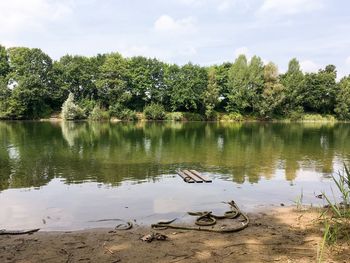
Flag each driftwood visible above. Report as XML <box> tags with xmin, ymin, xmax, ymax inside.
<box><xmin>0</xmin><ymin>228</ymin><xmax>40</xmax><ymax>235</ymax></box>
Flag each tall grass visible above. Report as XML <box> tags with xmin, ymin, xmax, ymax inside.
<box><xmin>321</xmin><ymin>164</ymin><xmax>350</xmax><ymax>243</ymax></box>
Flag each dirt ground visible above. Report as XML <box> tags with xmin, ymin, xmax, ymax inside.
<box><xmin>0</xmin><ymin>207</ymin><xmax>349</xmax><ymax>263</ymax></box>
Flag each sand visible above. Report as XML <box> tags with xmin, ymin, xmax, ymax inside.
<box><xmin>1</xmin><ymin>207</ymin><xmax>349</xmax><ymax>263</ymax></box>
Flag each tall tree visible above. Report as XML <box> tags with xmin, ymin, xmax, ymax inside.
<box><xmin>335</xmin><ymin>76</ymin><xmax>350</xmax><ymax>120</ymax></box>
<box><xmin>281</xmin><ymin>58</ymin><xmax>305</xmax><ymax>114</ymax></box>
<box><xmin>247</xmin><ymin>56</ymin><xmax>264</xmax><ymax>114</ymax></box>
<box><xmin>6</xmin><ymin>47</ymin><xmax>55</xmax><ymax>119</ymax></box>
<box><xmin>0</xmin><ymin>45</ymin><xmax>10</xmax><ymax>117</ymax></box>
<box><xmin>202</xmin><ymin>67</ymin><xmax>220</xmax><ymax>119</ymax></box>
<box><xmin>127</xmin><ymin>57</ymin><xmax>167</xmax><ymax>111</ymax></box>
<box><xmin>302</xmin><ymin>65</ymin><xmax>337</xmax><ymax>114</ymax></box>
<box><xmin>0</xmin><ymin>45</ymin><xmax>10</xmax><ymax>77</ymax></box>
<box><xmin>257</xmin><ymin>62</ymin><xmax>285</xmax><ymax>119</ymax></box>
<box><xmin>55</xmin><ymin>55</ymin><xmax>101</xmax><ymax>102</ymax></box>
<box><xmin>96</xmin><ymin>53</ymin><xmax>129</xmax><ymax>109</ymax></box>
<box><xmin>226</xmin><ymin>55</ymin><xmax>249</xmax><ymax>113</ymax></box>
<box><xmin>168</xmin><ymin>63</ymin><xmax>208</xmax><ymax>112</ymax></box>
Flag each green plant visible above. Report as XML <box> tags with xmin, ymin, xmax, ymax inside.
<box><xmin>321</xmin><ymin>164</ymin><xmax>350</xmax><ymax>247</ymax></box>
<box><xmin>220</xmin><ymin>112</ymin><xmax>243</xmax><ymax>122</ymax></box>
<box><xmin>61</xmin><ymin>93</ymin><xmax>86</xmax><ymax>120</ymax></box>
<box><xmin>302</xmin><ymin>114</ymin><xmax>336</xmax><ymax>122</ymax></box>
<box><xmin>166</xmin><ymin>112</ymin><xmax>184</xmax><ymax>121</ymax></box>
<box><xmin>118</xmin><ymin>109</ymin><xmax>137</xmax><ymax>121</ymax></box>
<box><xmin>294</xmin><ymin>188</ymin><xmax>304</xmax><ymax>210</ymax></box>
<box><xmin>89</xmin><ymin>105</ymin><xmax>109</xmax><ymax>120</ymax></box>
<box><xmin>143</xmin><ymin>103</ymin><xmax>166</xmax><ymax>120</ymax></box>
<box><xmin>182</xmin><ymin>112</ymin><xmax>204</xmax><ymax>121</ymax></box>
<box><xmin>288</xmin><ymin>107</ymin><xmax>304</xmax><ymax>121</ymax></box>
<box><xmin>317</xmin><ymin>221</ymin><xmax>330</xmax><ymax>263</ymax></box>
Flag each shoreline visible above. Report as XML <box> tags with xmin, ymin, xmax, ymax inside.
<box><xmin>1</xmin><ymin>207</ymin><xmax>348</xmax><ymax>263</ymax></box>
<box><xmin>0</xmin><ymin>118</ymin><xmax>345</xmax><ymax>123</ymax></box>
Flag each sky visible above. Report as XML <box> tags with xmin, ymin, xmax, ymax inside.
<box><xmin>0</xmin><ymin>0</ymin><xmax>350</xmax><ymax>77</ymax></box>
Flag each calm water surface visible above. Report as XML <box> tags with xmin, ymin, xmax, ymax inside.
<box><xmin>0</xmin><ymin>121</ymin><xmax>349</xmax><ymax>230</ymax></box>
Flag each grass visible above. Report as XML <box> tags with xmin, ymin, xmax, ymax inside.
<box><xmin>317</xmin><ymin>164</ymin><xmax>350</xmax><ymax>262</ymax></box>
<box><xmin>293</xmin><ymin>188</ymin><xmax>304</xmax><ymax>210</ymax></box>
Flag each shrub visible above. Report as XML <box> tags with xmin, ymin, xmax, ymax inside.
<box><xmin>182</xmin><ymin>112</ymin><xmax>205</xmax><ymax>121</ymax></box>
<box><xmin>143</xmin><ymin>103</ymin><xmax>166</xmax><ymax>120</ymax></box>
<box><xmin>205</xmin><ymin>110</ymin><xmax>219</xmax><ymax>121</ymax></box>
<box><xmin>166</xmin><ymin>112</ymin><xmax>184</xmax><ymax>121</ymax></box>
<box><xmin>289</xmin><ymin>107</ymin><xmax>304</xmax><ymax>121</ymax></box>
<box><xmin>89</xmin><ymin>105</ymin><xmax>110</xmax><ymax>120</ymax></box>
<box><xmin>79</xmin><ymin>99</ymin><xmax>96</xmax><ymax>116</ymax></box>
<box><xmin>118</xmin><ymin>109</ymin><xmax>137</xmax><ymax>121</ymax></box>
<box><xmin>109</xmin><ymin>104</ymin><xmax>137</xmax><ymax>121</ymax></box>
<box><xmin>302</xmin><ymin>114</ymin><xmax>336</xmax><ymax>122</ymax></box>
<box><xmin>61</xmin><ymin>93</ymin><xmax>85</xmax><ymax>120</ymax></box>
<box><xmin>109</xmin><ymin>103</ymin><xmax>124</xmax><ymax>117</ymax></box>
<box><xmin>220</xmin><ymin>112</ymin><xmax>243</xmax><ymax>122</ymax></box>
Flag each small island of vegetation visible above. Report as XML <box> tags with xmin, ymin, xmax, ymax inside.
<box><xmin>0</xmin><ymin>45</ymin><xmax>349</xmax><ymax>122</ymax></box>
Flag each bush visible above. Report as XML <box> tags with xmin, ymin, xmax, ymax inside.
<box><xmin>205</xmin><ymin>110</ymin><xmax>219</xmax><ymax>121</ymax></box>
<box><xmin>220</xmin><ymin>112</ymin><xmax>243</xmax><ymax>122</ymax></box>
<box><xmin>109</xmin><ymin>103</ymin><xmax>137</xmax><ymax>121</ymax></box>
<box><xmin>61</xmin><ymin>93</ymin><xmax>85</xmax><ymax>120</ymax></box>
<box><xmin>182</xmin><ymin>112</ymin><xmax>205</xmax><ymax>121</ymax></box>
<box><xmin>143</xmin><ymin>103</ymin><xmax>166</xmax><ymax>120</ymax></box>
<box><xmin>166</xmin><ymin>112</ymin><xmax>184</xmax><ymax>121</ymax></box>
<box><xmin>79</xmin><ymin>99</ymin><xmax>96</xmax><ymax>116</ymax></box>
<box><xmin>302</xmin><ymin>114</ymin><xmax>336</xmax><ymax>122</ymax></box>
<box><xmin>89</xmin><ymin>105</ymin><xmax>110</xmax><ymax>120</ymax></box>
<box><xmin>118</xmin><ymin>109</ymin><xmax>137</xmax><ymax>121</ymax></box>
<box><xmin>288</xmin><ymin>107</ymin><xmax>304</xmax><ymax>121</ymax></box>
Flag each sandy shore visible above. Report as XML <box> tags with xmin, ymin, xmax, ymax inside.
<box><xmin>0</xmin><ymin>207</ymin><xmax>348</xmax><ymax>263</ymax></box>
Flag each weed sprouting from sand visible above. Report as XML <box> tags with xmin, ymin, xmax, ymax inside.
<box><xmin>294</xmin><ymin>188</ymin><xmax>304</xmax><ymax>210</ymax></box>
<box><xmin>319</xmin><ymin>164</ymin><xmax>350</xmax><ymax>258</ymax></box>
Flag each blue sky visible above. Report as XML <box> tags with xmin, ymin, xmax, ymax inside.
<box><xmin>1</xmin><ymin>0</ymin><xmax>350</xmax><ymax>77</ymax></box>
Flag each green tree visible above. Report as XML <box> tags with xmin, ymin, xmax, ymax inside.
<box><xmin>247</xmin><ymin>56</ymin><xmax>264</xmax><ymax>114</ymax></box>
<box><xmin>6</xmin><ymin>47</ymin><xmax>55</xmax><ymax>119</ymax></box>
<box><xmin>127</xmin><ymin>57</ymin><xmax>167</xmax><ymax>111</ymax></box>
<box><xmin>302</xmin><ymin>65</ymin><xmax>337</xmax><ymax>114</ymax></box>
<box><xmin>55</xmin><ymin>55</ymin><xmax>102</xmax><ymax>102</ymax></box>
<box><xmin>202</xmin><ymin>67</ymin><xmax>220</xmax><ymax>119</ymax></box>
<box><xmin>96</xmin><ymin>53</ymin><xmax>129</xmax><ymax>109</ymax></box>
<box><xmin>335</xmin><ymin>76</ymin><xmax>350</xmax><ymax>120</ymax></box>
<box><xmin>226</xmin><ymin>55</ymin><xmax>249</xmax><ymax>113</ymax></box>
<box><xmin>281</xmin><ymin>58</ymin><xmax>305</xmax><ymax>115</ymax></box>
<box><xmin>0</xmin><ymin>45</ymin><xmax>10</xmax><ymax>77</ymax></box>
<box><xmin>168</xmin><ymin>63</ymin><xmax>207</xmax><ymax>112</ymax></box>
<box><xmin>257</xmin><ymin>62</ymin><xmax>285</xmax><ymax>119</ymax></box>
<box><xmin>0</xmin><ymin>45</ymin><xmax>10</xmax><ymax>117</ymax></box>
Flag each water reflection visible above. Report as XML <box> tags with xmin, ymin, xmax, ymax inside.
<box><xmin>0</xmin><ymin>121</ymin><xmax>350</xmax><ymax>191</ymax></box>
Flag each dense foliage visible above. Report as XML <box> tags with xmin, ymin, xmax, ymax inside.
<box><xmin>0</xmin><ymin>44</ymin><xmax>349</xmax><ymax>120</ymax></box>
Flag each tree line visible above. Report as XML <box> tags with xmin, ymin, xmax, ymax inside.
<box><xmin>0</xmin><ymin>45</ymin><xmax>349</xmax><ymax>120</ymax></box>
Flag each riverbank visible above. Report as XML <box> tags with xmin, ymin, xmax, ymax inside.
<box><xmin>0</xmin><ymin>112</ymin><xmax>342</xmax><ymax>123</ymax></box>
<box><xmin>1</xmin><ymin>207</ymin><xmax>348</xmax><ymax>263</ymax></box>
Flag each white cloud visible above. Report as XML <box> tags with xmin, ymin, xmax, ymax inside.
<box><xmin>300</xmin><ymin>60</ymin><xmax>319</xmax><ymax>73</ymax></box>
<box><xmin>258</xmin><ymin>0</ymin><xmax>323</xmax><ymax>15</ymax></box>
<box><xmin>346</xmin><ymin>56</ymin><xmax>350</xmax><ymax>65</ymax></box>
<box><xmin>178</xmin><ymin>0</ymin><xmax>251</xmax><ymax>12</ymax></box>
<box><xmin>154</xmin><ymin>15</ymin><xmax>196</xmax><ymax>34</ymax></box>
<box><xmin>178</xmin><ymin>46</ymin><xmax>197</xmax><ymax>56</ymax></box>
<box><xmin>0</xmin><ymin>0</ymin><xmax>73</xmax><ymax>35</ymax></box>
<box><xmin>217</xmin><ymin>0</ymin><xmax>232</xmax><ymax>11</ymax></box>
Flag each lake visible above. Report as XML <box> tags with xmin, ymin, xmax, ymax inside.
<box><xmin>0</xmin><ymin>121</ymin><xmax>349</xmax><ymax>230</ymax></box>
